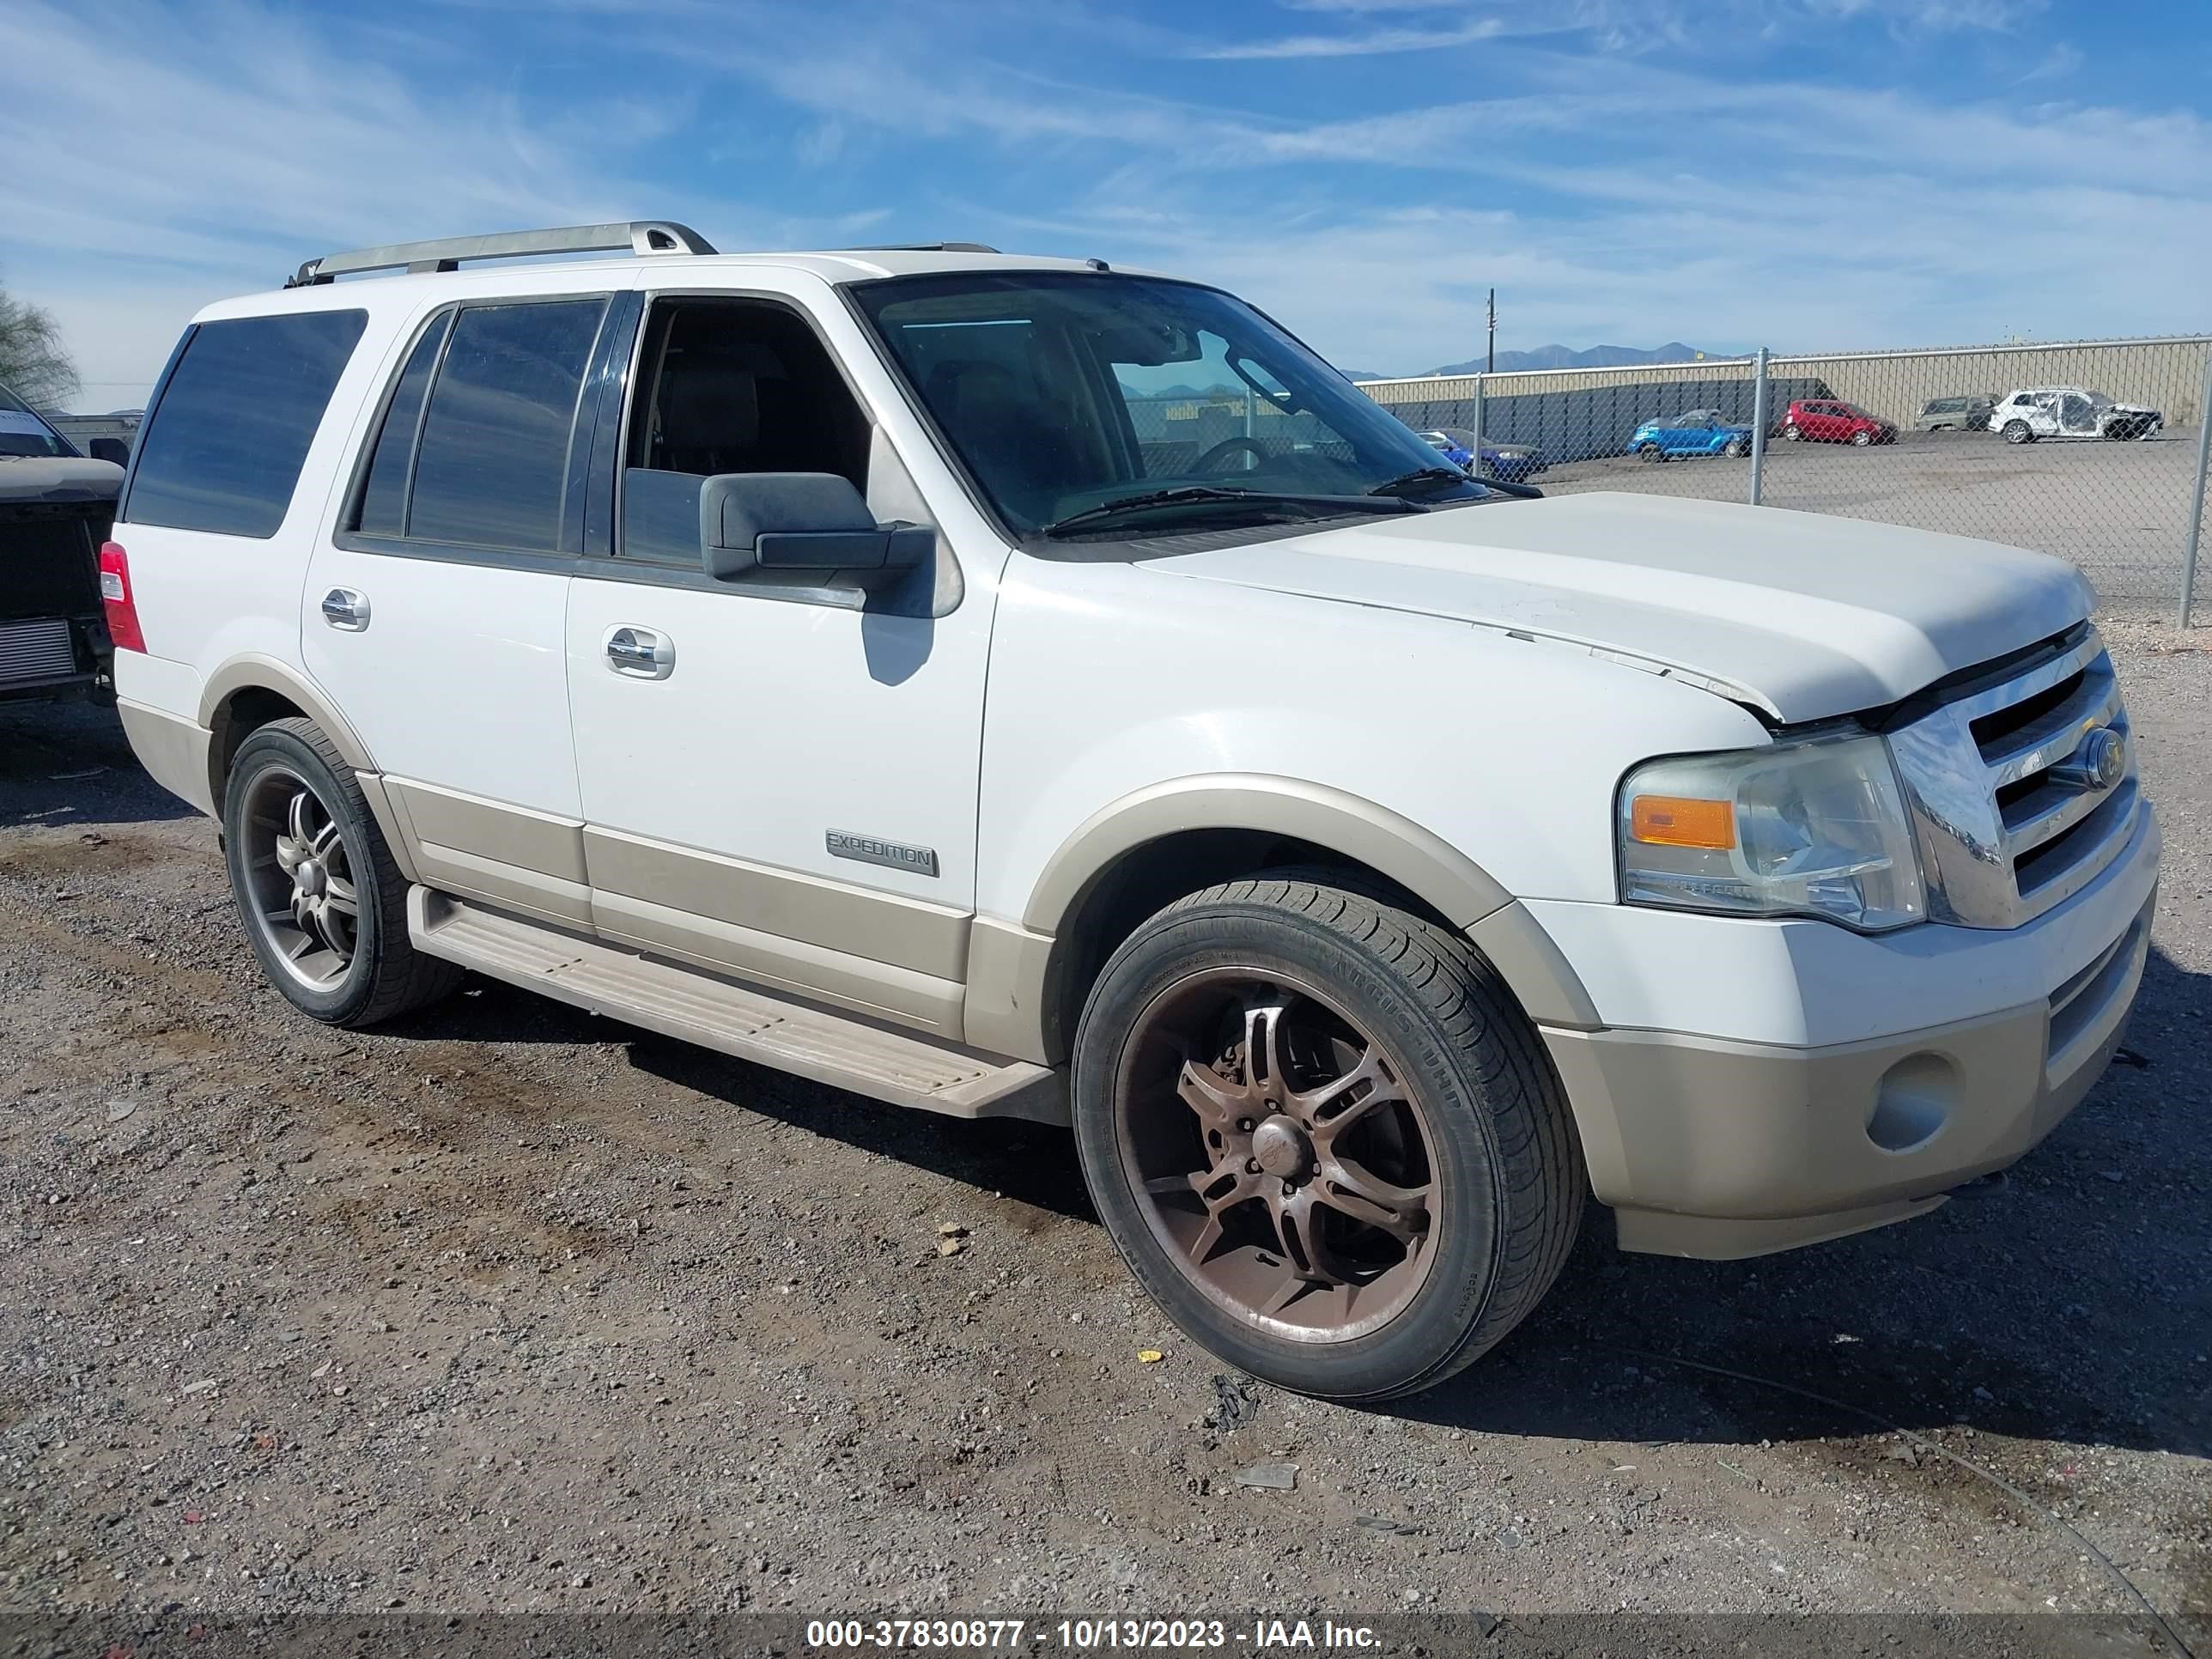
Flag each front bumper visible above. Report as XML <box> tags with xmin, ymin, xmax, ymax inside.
<box><xmin>1532</xmin><ymin>806</ymin><xmax>2159</xmax><ymax>1259</ymax></box>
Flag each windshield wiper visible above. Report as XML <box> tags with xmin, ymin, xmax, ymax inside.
<box><xmin>1370</xmin><ymin>465</ymin><xmax>1541</xmax><ymax>502</ymax></box>
<box><xmin>1038</xmin><ymin>485</ymin><xmax>1423</xmax><ymax>538</ymax></box>
<box><xmin>1366</xmin><ymin>465</ymin><xmax>1480</xmax><ymax>499</ymax></box>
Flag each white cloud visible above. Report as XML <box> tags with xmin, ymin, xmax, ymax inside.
<box><xmin>2016</xmin><ymin>40</ymin><xmax>2082</xmax><ymax>82</ymax></box>
<box><xmin>0</xmin><ymin>0</ymin><xmax>2198</xmax><ymax>399</ymax></box>
<box><xmin>1192</xmin><ymin>17</ymin><xmax>1510</xmax><ymax>58</ymax></box>
<box><xmin>0</xmin><ymin>1</ymin><xmax>838</xmax><ymax>403</ymax></box>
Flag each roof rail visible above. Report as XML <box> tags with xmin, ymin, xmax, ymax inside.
<box><xmin>286</xmin><ymin>221</ymin><xmax>717</xmax><ymax>288</ymax></box>
<box><xmin>845</xmin><ymin>241</ymin><xmax>1003</xmax><ymax>255</ymax></box>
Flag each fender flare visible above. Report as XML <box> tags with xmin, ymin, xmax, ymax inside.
<box><xmin>1023</xmin><ymin>773</ymin><xmax>1512</xmax><ymax>935</ymax></box>
<box><xmin>198</xmin><ymin>654</ymin><xmax>380</xmax><ymax>783</ymax></box>
<box><xmin>962</xmin><ymin>775</ymin><xmax>1601</xmax><ymax>1064</ymax></box>
<box><xmin>192</xmin><ymin>655</ymin><xmax>420</xmax><ymax>884</ymax></box>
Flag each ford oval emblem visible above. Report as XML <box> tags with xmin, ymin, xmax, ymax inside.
<box><xmin>2090</xmin><ymin>726</ymin><xmax>2128</xmax><ymax>789</ymax></box>
<box><xmin>2062</xmin><ymin>726</ymin><xmax>2128</xmax><ymax>793</ymax></box>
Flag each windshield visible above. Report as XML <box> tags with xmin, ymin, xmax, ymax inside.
<box><xmin>853</xmin><ymin>272</ymin><xmax>1486</xmax><ymax>538</ymax></box>
<box><xmin>0</xmin><ymin>383</ymin><xmax>71</xmax><ymax>459</ymax></box>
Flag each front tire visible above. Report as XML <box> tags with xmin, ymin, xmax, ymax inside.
<box><xmin>1850</xmin><ymin>428</ymin><xmax>1872</xmax><ymax>447</ymax></box>
<box><xmin>2002</xmin><ymin>420</ymin><xmax>2033</xmax><ymax>444</ymax></box>
<box><xmin>223</xmin><ymin>718</ymin><xmax>463</xmax><ymax>1028</ymax></box>
<box><xmin>1783</xmin><ymin>423</ymin><xmax>1802</xmax><ymax>441</ymax></box>
<box><xmin>1071</xmin><ymin>876</ymin><xmax>1584</xmax><ymax>1401</ymax></box>
<box><xmin>1638</xmin><ymin>442</ymin><xmax>1663</xmax><ymax>463</ymax></box>
<box><xmin>1722</xmin><ymin>436</ymin><xmax>1746</xmax><ymax>458</ymax></box>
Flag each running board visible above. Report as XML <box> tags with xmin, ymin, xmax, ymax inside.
<box><xmin>407</xmin><ymin>889</ymin><xmax>1067</xmax><ymax>1124</ymax></box>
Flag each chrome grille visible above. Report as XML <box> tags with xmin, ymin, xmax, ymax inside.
<box><xmin>0</xmin><ymin>618</ymin><xmax>78</xmax><ymax>683</ymax></box>
<box><xmin>1887</xmin><ymin>626</ymin><xmax>2142</xmax><ymax>928</ymax></box>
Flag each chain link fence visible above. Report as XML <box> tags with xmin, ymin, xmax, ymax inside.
<box><xmin>1360</xmin><ymin>336</ymin><xmax>2212</xmax><ymax>624</ymax></box>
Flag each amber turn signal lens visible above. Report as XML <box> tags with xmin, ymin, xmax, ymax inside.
<box><xmin>1630</xmin><ymin>794</ymin><xmax>1735</xmax><ymax>849</ymax></box>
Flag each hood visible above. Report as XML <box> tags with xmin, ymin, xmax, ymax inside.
<box><xmin>0</xmin><ymin>454</ymin><xmax>125</xmax><ymax>505</ymax></box>
<box><xmin>1150</xmin><ymin>491</ymin><xmax>2093</xmax><ymax>724</ymax></box>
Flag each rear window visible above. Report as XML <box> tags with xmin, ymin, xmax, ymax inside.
<box><xmin>0</xmin><ymin>385</ymin><xmax>71</xmax><ymax>459</ymax></box>
<box><xmin>125</xmin><ymin>309</ymin><xmax>368</xmax><ymax>538</ymax></box>
<box><xmin>404</xmin><ymin>299</ymin><xmax>608</xmax><ymax>552</ymax></box>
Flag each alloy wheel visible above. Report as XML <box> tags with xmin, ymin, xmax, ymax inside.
<box><xmin>1114</xmin><ymin>969</ymin><xmax>1440</xmax><ymax>1344</ymax></box>
<box><xmin>240</xmin><ymin>766</ymin><xmax>361</xmax><ymax>988</ymax></box>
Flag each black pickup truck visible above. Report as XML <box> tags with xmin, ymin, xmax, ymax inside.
<box><xmin>1</xmin><ymin>383</ymin><xmax>123</xmax><ymax>705</ymax></box>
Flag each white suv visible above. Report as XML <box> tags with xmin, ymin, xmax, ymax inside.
<box><xmin>1990</xmin><ymin>386</ymin><xmax>2163</xmax><ymax>443</ymax></box>
<box><xmin>105</xmin><ymin>222</ymin><xmax>2158</xmax><ymax>1400</ymax></box>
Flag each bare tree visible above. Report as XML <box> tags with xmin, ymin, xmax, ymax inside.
<box><xmin>0</xmin><ymin>283</ymin><xmax>79</xmax><ymax>411</ymax></box>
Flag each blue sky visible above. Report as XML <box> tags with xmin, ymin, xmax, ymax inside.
<box><xmin>3</xmin><ymin>0</ymin><xmax>2209</xmax><ymax>407</ymax></box>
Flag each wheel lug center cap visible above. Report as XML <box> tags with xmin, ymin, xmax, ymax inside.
<box><xmin>296</xmin><ymin>859</ymin><xmax>327</xmax><ymax>899</ymax></box>
<box><xmin>1250</xmin><ymin>1115</ymin><xmax>1312</xmax><ymax>1182</ymax></box>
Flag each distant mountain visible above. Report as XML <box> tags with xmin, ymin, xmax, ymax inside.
<box><xmin>1345</xmin><ymin>343</ymin><xmax>1740</xmax><ymax>381</ymax></box>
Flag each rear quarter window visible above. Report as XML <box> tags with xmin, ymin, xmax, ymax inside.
<box><xmin>125</xmin><ymin>309</ymin><xmax>368</xmax><ymax>538</ymax></box>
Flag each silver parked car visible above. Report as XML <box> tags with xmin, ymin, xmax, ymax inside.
<box><xmin>1913</xmin><ymin>395</ymin><xmax>1994</xmax><ymax>432</ymax></box>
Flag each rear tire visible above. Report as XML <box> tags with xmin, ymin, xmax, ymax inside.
<box><xmin>222</xmin><ymin>718</ymin><xmax>464</xmax><ymax>1028</ymax></box>
<box><xmin>1071</xmin><ymin>875</ymin><xmax>1584</xmax><ymax>1401</ymax></box>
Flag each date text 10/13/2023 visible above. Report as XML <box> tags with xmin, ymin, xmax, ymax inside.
<box><xmin>804</xmin><ymin>1619</ymin><xmax>1384</xmax><ymax>1650</ymax></box>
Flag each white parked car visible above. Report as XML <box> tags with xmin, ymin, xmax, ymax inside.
<box><xmin>105</xmin><ymin>222</ymin><xmax>2157</xmax><ymax>1400</ymax></box>
<box><xmin>1990</xmin><ymin>386</ymin><xmax>2163</xmax><ymax>444</ymax></box>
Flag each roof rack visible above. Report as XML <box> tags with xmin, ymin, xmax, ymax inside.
<box><xmin>846</xmin><ymin>241</ymin><xmax>1003</xmax><ymax>255</ymax></box>
<box><xmin>285</xmin><ymin>221</ymin><xmax>717</xmax><ymax>288</ymax></box>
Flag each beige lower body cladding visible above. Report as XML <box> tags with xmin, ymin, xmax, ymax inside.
<box><xmin>1544</xmin><ymin>899</ymin><xmax>2150</xmax><ymax>1259</ymax></box>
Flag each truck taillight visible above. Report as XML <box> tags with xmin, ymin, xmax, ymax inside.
<box><xmin>99</xmin><ymin>542</ymin><xmax>147</xmax><ymax>653</ymax></box>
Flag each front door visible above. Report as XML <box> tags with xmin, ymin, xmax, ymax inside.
<box><xmin>562</xmin><ymin>288</ymin><xmax>996</xmax><ymax>1039</ymax></box>
<box><xmin>303</xmin><ymin>286</ymin><xmax>629</xmax><ymax>928</ymax></box>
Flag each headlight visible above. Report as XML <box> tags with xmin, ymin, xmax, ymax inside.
<box><xmin>1617</xmin><ymin>734</ymin><xmax>1924</xmax><ymax>932</ymax></box>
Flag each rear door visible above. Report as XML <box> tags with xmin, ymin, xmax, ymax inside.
<box><xmin>302</xmin><ymin>282</ymin><xmax>636</xmax><ymax>929</ymax></box>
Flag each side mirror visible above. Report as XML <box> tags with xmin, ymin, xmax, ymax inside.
<box><xmin>699</xmin><ymin>472</ymin><xmax>933</xmax><ymax>581</ymax></box>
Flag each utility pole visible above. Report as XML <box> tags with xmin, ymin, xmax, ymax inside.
<box><xmin>1486</xmin><ymin>289</ymin><xmax>1496</xmax><ymax>375</ymax></box>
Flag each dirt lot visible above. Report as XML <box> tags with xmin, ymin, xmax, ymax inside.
<box><xmin>1540</xmin><ymin>429</ymin><xmax>2205</xmax><ymax>618</ymax></box>
<box><xmin>2</xmin><ymin>627</ymin><xmax>2208</xmax><ymax>1638</ymax></box>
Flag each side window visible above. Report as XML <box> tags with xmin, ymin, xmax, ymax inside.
<box><xmin>350</xmin><ymin>313</ymin><xmax>453</xmax><ymax>537</ymax></box>
<box><xmin>406</xmin><ymin>298</ymin><xmax>608</xmax><ymax>553</ymax></box>
<box><xmin>618</xmin><ymin>299</ymin><xmax>872</xmax><ymax>565</ymax></box>
<box><xmin>125</xmin><ymin>309</ymin><xmax>368</xmax><ymax>538</ymax></box>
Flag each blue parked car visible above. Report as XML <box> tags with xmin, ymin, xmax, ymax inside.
<box><xmin>1629</xmin><ymin>409</ymin><xmax>1752</xmax><ymax>461</ymax></box>
<box><xmin>1419</xmin><ymin>428</ymin><xmax>1547</xmax><ymax>483</ymax></box>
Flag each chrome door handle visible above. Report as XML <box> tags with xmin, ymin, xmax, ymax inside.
<box><xmin>320</xmin><ymin>587</ymin><xmax>370</xmax><ymax>632</ymax></box>
<box><xmin>605</xmin><ymin>625</ymin><xmax>674</xmax><ymax>680</ymax></box>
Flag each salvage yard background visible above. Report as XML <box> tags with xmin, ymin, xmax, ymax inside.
<box><xmin>1</xmin><ymin>623</ymin><xmax>2207</xmax><ymax>1635</ymax></box>
<box><xmin>1134</xmin><ymin>333</ymin><xmax>2212</xmax><ymax>622</ymax></box>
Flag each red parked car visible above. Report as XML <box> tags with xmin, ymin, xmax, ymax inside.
<box><xmin>1782</xmin><ymin>398</ymin><xmax>1895</xmax><ymax>447</ymax></box>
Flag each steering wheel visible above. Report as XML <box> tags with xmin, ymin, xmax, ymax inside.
<box><xmin>1192</xmin><ymin>436</ymin><xmax>1266</xmax><ymax>476</ymax></box>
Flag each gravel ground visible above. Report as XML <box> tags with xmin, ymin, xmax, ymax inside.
<box><xmin>1537</xmin><ymin>429</ymin><xmax>2205</xmax><ymax>619</ymax></box>
<box><xmin>1</xmin><ymin>625</ymin><xmax>2207</xmax><ymax>1638</ymax></box>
